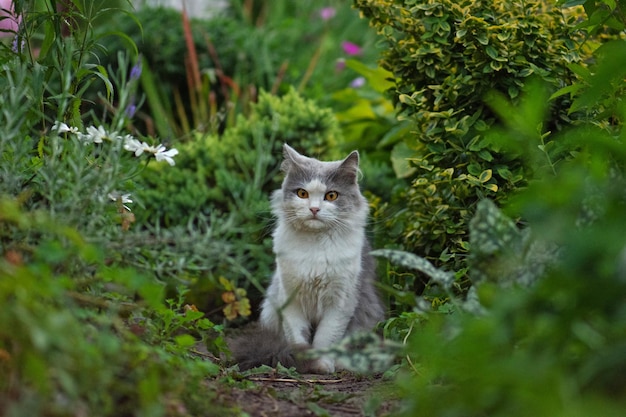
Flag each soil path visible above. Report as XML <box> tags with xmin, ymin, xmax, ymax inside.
<box><xmin>219</xmin><ymin>372</ymin><xmax>397</xmax><ymax>417</ymax></box>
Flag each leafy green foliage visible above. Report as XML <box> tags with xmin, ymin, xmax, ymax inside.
<box><xmin>310</xmin><ymin>332</ymin><xmax>401</xmax><ymax>374</ymax></box>
<box><xmin>396</xmin><ymin>141</ymin><xmax>626</xmax><ymax>416</ymax></box>
<box><xmin>0</xmin><ymin>199</ymin><xmax>224</xmax><ymax>416</ymax></box>
<box><xmin>0</xmin><ymin>2</ymin><xmax>233</xmax><ymax>415</ymax></box>
<box><xmin>378</xmin><ymin>116</ymin><xmax>626</xmax><ymax>414</ymax></box>
<box><xmin>5</xmin><ymin>0</ymin><xmax>626</xmax><ymax>414</ymax></box>
<box><xmin>133</xmin><ymin>88</ymin><xmax>341</xmax><ymax>311</ymax></box>
<box><xmin>468</xmin><ymin>198</ymin><xmax>559</xmax><ymax>288</ymax></box>
<box><xmin>355</xmin><ymin>0</ymin><xmax>582</xmax><ymax>270</ymax></box>
<box><xmin>356</xmin><ymin>3</ymin><xmax>626</xmax><ymax>415</ymax></box>
<box><xmin>96</xmin><ymin>1</ymin><xmax>381</xmax><ymax>137</ymax></box>
<box><xmin>384</xmin><ymin>20</ymin><xmax>626</xmax><ymax>416</ymax></box>
<box><xmin>332</xmin><ymin>59</ymin><xmax>413</xmax><ymax>202</ymax></box>
<box><xmin>136</xmin><ymin>88</ymin><xmax>340</xmax><ymax>226</ymax></box>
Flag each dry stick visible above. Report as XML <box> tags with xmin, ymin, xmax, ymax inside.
<box><xmin>173</xmin><ymin>88</ymin><xmax>191</xmax><ymax>134</ymax></box>
<box><xmin>183</xmin><ymin>54</ymin><xmax>198</xmax><ymax>127</ymax></box>
<box><xmin>297</xmin><ymin>40</ymin><xmax>324</xmax><ymax>92</ymax></box>
<box><xmin>190</xmin><ymin>349</ymin><xmax>220</xmax><ymax>363</ymax></box>
<box><xmin>248</xmin><ymin>377</ymin><xmax>346</xmax><ymax>385</ymax></box>
<box><xmin>204</xmin><ymin>33</ymin><xmax>231</xmax><ymax>103</ymax></box>
<box><xmin>271</xmin><ymin>60</ymin><xmax>289</xmax><ymax>95</ymax></box>
<box><xmin>403</xmin><ymin>321</ymin><xmax>420</xmax><ymax>375</ymax></box>
<box><xmin>67</xmin><ymin>291</ymin><xmax>139</xmax><ymax>316</ymax></box>
<box><xmin>182</xmin><ymin>2</ymin><xmax>210</xmax><ymax>129</ymax></box>
<box><xmin>181</xmin><ymin>4</ymin><xmax>201</xmax><ymax>90</ymax></box>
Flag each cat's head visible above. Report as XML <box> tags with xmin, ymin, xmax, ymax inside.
<box><xmin>272</xmin><ymin>144</ymin><xmax>368</xmax><ymax>232</ymax></box>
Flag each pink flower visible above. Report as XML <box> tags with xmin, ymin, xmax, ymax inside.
<box><xmin>319</xmin><ymin>7</ymin><xmax>336</xmax><ymax>21</ymax></box>
<box><xmin>342</xmin><ymin>41</ymin><xmax>362</xmax><ymax>56</ymax></box>
<box><xmin>0</xmin><ymin>0</ymin><xmax>20</xmax><ymax>34</ymax></box>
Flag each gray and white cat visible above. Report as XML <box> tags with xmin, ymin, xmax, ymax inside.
<box><xmin>231</xmin><ymin>144</ymin><xmax>384</xmax><ymax>374</ymax></box>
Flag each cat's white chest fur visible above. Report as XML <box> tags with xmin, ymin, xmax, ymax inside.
<box><xmin>274</xmin><ymin>226</ymin><xmax>363</xmax><ymax>316</ymax></box>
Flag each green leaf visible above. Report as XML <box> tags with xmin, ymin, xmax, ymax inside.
<box><xmin>559</xmin><ymin>0</ymin><xmax>587</xmax><ymax>6</ymax></box>
<box><xmin>477</xmin><ymin>149</ymin><xmax>493</xmax><ymax>161</ymax></box>
<box><xmin>174</xmin><ymin>334</ymin><xmax>196</xmax><ymax>348</ymax></box>
<box><xmin>391</xmin><ymin>141</ymin><xmax>418</xmax><ymax>178</ymax></box>
<box><xmin>567</xmin><ymin>63</ymin><xmax>591</xmax><ymax>79</ymax></box>
<box><xmin>485</xmin><ymin>45</ymin><xmax>499</xmax><ymax>60</ymax></box>
<box><xmin>307</xmin><ymin>402</ymin><xmax>332</xmax><ymax>417</ymax></box>
<box><xmin>219</xmin><ymin>276</ymin><xmax>234</xmax><ymax>291</ymax></box>
<box><xmin>98</xmin><ymin>30</ymin><xmax>140</xmax><ymax>58</ymax></box>
<box><xmin>38</xmin><ymin>20</ymin><xmax>56</xmax><ymax>60</ymax></box>
<box><xmin>479</xmin><ymin>169</ymin><xmax>493</xmax><ymax>183</ymax></box>
<box><xmin>398</xmin><ymin>93</ymin><xmax>417</xmax><ymax>106</ymax></box>
<box><xmin>140</xmin><ymin>58</ymin><xmax>175</xmax><ymax>138</ymax></box>
<box><xmin>345</xmin><ymin>59</ymin><xmax>395</xmax><ymax>93</ymax></box>
<box><xmin>371</xmin><ymin>249</ymin><xmax>455</xmax><ymax>288</ymax></box>
<box><xmin>138</xmin><ymin>282</ymin><xmax>164</xmax><ymax>309</ymax></box>
<box><xmin>549</xmin><ymin>83</ymin><xmax>584</xmax><ymax>101</ymax></box>
<box><xmin>484</xmin><ymin>183</ymin><xmax>498</xmax><ymax>192</ymax></box>
<box><xmin>92</xmin><ymin>65</ymin><xmax>113</xmax><ymax>102</ymax></box>
<box><xmin>570</xmin><ymin>40</ymin><xmax>626</xmax><ymax>114</ymax></box>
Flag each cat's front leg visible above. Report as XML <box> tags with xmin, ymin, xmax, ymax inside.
<box><xmin>281</xmin><ymin>303</ymin><xmax>311</xmax><ymax>346</ymax></box>
<box><xmin>310</xmin><ymin>308</ymin><xmax>352</xmax><ymax>373</ymax></box>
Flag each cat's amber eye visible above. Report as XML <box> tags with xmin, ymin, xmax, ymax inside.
<box><xmin>324</xmin><ymin>191</ymin><xmax>339</xmax><ymax>201</ymax></box>
<box><xmin>296</xmin><ymin>188</ymin><xmax>309</xmax><ymax>199</ymax></box>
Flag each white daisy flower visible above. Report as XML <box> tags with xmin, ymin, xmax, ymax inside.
<box><xmin>154</xmin><ymin>146</ymin><xmax>179</xmax><ymax>166</ymax></box>
<box><xmin>88</xmin><ymin>125</ymin><xmax>108</xmax><ymax>143</ymax></box>
<box><xmin>108</xmin><ymin>191</ymin><xmax>133</xmax><ymax>211</ymax></box>
<box><xmin>123</xmin><ymin>136</ymin><xmax>149</xmax><ymax>156</ymax></box>
<box><xmin>80</xmin><ymin>125</ymin><xmax>115</xmax><ymax>144</ymax></box>
<box><xmin>121</xmin><ymin>135</ymin><xmax>179</xmax><ymax>166</ymax></box>
<box><xmin>53</xmin><ymin>121</ymin><xmax>78</xmax><ymax>134</ymax></box>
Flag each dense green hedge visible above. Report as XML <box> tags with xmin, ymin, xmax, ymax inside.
<box><xmin>355</xmin><ymin>0</ymin><xmax>582</xmax><ymax>270</ymax></box>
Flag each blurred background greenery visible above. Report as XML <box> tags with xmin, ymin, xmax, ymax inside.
<box><xmin>1</xmin><ymin>0</ymin><xmax>625</xmax><ymax>415</ymax></box>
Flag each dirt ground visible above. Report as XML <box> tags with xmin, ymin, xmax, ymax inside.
<box><xmin>216</xmin><ymin>371</ymin><xmax>399</xmax><ymax>417</ymax></box>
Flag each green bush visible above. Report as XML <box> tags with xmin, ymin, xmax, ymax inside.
<box><xmin>133</xmin><ymin>88</ymin><xmax>341</xmax><ymax>311</ymax></box>
<box><xmin>97</xmin><ymin>1</ymin><xmax>381</xmax><ymax>137</ymax></box>
<box><xmin>0</xmin><ymin>3</ymin><xmax>231</xmax><ymax>414</ymax></box>
<box><xmin>375</xmin><ymin>73</ymin><xmax>626</xmax><ymax>415</ymax></box>
<box><xmin>355</xmin><ymin>0</ymin><xmax>582</xmax><ymax>270</ymax></box>
<box><xmin>135</xmin><ymin>88</ymin><xmax>340</xmax><ymax>226</ymax></box>
<box><xmin>375</xmin><ymin>0</ymin><xmax>626</xmax><ymax>410</ymax></box>
<box><xmin>0</xmin><ymin>200</ymin><xmax>224</xmax><ymax>417</ymax></box>
<box><xmin>394</xmin><ymin>84</ymin><xmax>626</xmax><ymax>416</ymax></box>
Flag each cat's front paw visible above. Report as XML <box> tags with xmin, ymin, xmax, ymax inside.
<box><xmin>310</xmin><ymin>357</ymin><xmax>335</xmax><ymax>374</ymax></box>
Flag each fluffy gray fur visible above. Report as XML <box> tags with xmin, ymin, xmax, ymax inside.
<box><xmin>230</xmin><ymin>144</ymin><xmax>384</xmax><ymax>373</ymax></box>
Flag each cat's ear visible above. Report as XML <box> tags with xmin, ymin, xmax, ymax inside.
<box><xmin>338</xmin><ymin>151</ymin><xmax>360</xmax><ymax>183</ymax></box>
<box><xmin>281</xmin><ymin>143</ymin><xmax>305</xmax><ymax>173</ymax></box>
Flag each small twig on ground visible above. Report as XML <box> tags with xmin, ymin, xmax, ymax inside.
<box><xmin>248</xmin><ymin>377</ymin><xmax>346</xmax><ymax>384</ymax></box>
<box><xmin>189</xmin><ymin>349</ymin><xmax>220</xmax><ymax>363</ymax></box>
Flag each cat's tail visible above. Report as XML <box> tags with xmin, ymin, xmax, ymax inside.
<box><xmin>228</xmin><ymin>323</ymin><xmax>315</xmax><ymax>373</ymax></box>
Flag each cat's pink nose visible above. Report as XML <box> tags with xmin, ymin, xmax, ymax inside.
<box><xmin>310</xmin><ymin>207</ymin><xmax>320</xmax><ymax>216</ymax></box>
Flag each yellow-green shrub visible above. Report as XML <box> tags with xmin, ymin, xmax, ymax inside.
<box><xmin>355</xmin><ymin>0</ymin><xmax>582</xmax><ymax>269</ymax></box>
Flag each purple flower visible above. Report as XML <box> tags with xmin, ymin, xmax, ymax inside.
<box><xmin>125</xmin><ymin>104</ymin><xmax>137</xmax><ymax>118</ymax></box>
<box><xmin>11</xmin><ymin>34</ymin><xmax>24</xmax><ymax>53</ymax></box>
<box><xmin>125</xmin><ymin>95</ymin><xmax>137</xmax><ymax>118</ymax></box>
<box><xmin>319</xmin><ymin>7</ymin><xmax>336</xmax><ymax>21</ymax></box>
<box><xmin>342</xmin><ymin>41</ymin><xmax>362</xmax><ymax>56</ymax></box>
<box><xmin>350</xmin><ymin>77</ymin><xmax>366</xmax><ymax>88</ymax></box>
<box><xmin>129</xmin><ymin>61</ymin><xmax>142</xmax><ymax>81</ymax></box>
